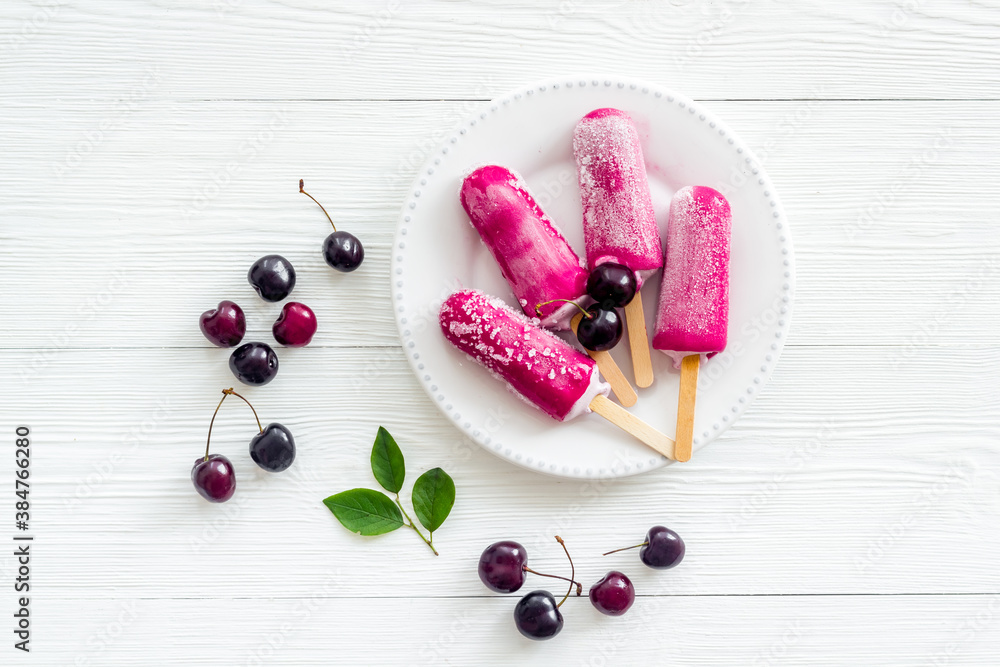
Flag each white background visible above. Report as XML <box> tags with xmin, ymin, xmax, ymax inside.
<box><xmin>2</xmin><ymin>1</ymin><xmax>999</xmax><ymax>665</ymax></box>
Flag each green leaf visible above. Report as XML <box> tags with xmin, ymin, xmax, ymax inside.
<box><xmin>322</xmin><ymin>488</ymin><xmax>404</xmax><ymax>536</ymax></box>
<box><xmin>411</xmin><ymin>468</ymin><xmax>455</xmax><ymax>533</ymax></box>
<box><xmin>370</xmin><ymin>426</ymin><xmax>405</xmax><ymax>494</ymax></box>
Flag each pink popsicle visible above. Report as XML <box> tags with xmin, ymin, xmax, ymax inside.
<box><xmin>439</xmin><ymin>290</ymin><xmax>608</xmax><ymax>422</ymax></box>
<box><xmin>653</xmin><ymin>186</ymin><xmax>732</xmax><ymax>367</ymax></box>
<box><xmin>460</xmin><ymin>165</ymin><xmax>588</xmax><ymax>330</ymax></box>
<box><xmin>573</xmin><ymin>108</ymin><xmax>663</xmax><ymax>282</ymax></box>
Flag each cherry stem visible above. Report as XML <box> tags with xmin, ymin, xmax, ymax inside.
<box><xmin>204</xmin><ymin>391</ymin><xmax>229</xmax><ymax>461</ymax></box>
<box><xmin>523</xmin><ymin>566</ymin><xmax>583</xmax><ymax>596</ymax></box>
<box><xmin>602</xmin><ymin>541</ymin><xmax>649</xmax><ymax>557</ymax></box>
<box><xmin>555</xmin><ymin>536</ymin><xmax>575</xmax><ymax>608</ymax></box>
<box><xmin>224</xmin><ymin>388</ymin><xmax>263</xmax><ymax>433</ymax></box>
<box><xmin>535</xmin><ymin>299</ymin><xmax>591</xmax><ymax>319</ymax></box>
<box><xmin>203</xmin><ymin>388</ymin><xmax>263</xmax><ymax>461</ymax></box>
<box><xmin>394</xmin><ymin>494</ymin><xmax>439</xmax><ymax>556</ymax></box>
<box><xmin>535</xmin><ymin>299</ymin><xmax>594</xmax><ymax>320</ymax></box>
<box><xmin>299</xmin><ymin>179</ymin><xmax>337</xmax><ymax>231</ymax></box>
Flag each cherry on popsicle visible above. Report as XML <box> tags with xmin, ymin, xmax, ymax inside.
<box><xmin>439</xmin><ymin>290</ymin><xmax>675</xmax><ymax>459</ymax></box>
<box><xmin>574</xmin><ymin>108</ymin><xmax>662</xmax><ymax>388</ymax></box>
<box><xmin>461</xmin><ymin>165</ymin><xmax>636</xmax><ymax>406</ymax></box>
<box><xmin>653</xmin><ymin>186</ymin><xmax>732</xmax><ymax>462</ymax></box>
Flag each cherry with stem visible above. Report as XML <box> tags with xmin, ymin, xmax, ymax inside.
<box><xmin>193</xmin><ymin>387</ymin><xmax>262</xmax><ymax>504</ymax></box>
<box><xmin>511</xmin><ymin>536</ymin><xmax>577</xmax><ymax>640</ymax></box>
<box><xmin>301</xmin><ymin>179</ymin><xmax>365</xmax><ymax>272</ymax></box>
<box><xmin>603</xmin><ymin>526</ymin><xmax>686</xmax><ymax>570</ymax></box>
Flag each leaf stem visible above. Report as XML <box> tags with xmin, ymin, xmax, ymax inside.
<box><xmin>395</xmin><ymin>494</ymin><xmax>438</xmax><ymax>556</ymax></box>
<box><xmin>602</xmin><ymin>541</ymin><xmax>648</xmax><ymax>556</ymax></box>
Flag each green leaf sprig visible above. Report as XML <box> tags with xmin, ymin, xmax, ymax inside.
<box><xmin>323</xmin><ymin>427</ymin><xmax>455</xmax><ymax>555</ymax></box>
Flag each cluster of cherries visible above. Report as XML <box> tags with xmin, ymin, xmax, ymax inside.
<box><xmin>478</xmin><ymin>525</ymin><xmax>684</xmax><ymax>640</ymax></box>
<box><xmin>200</xmin><ymin>254</ymin><xmax>314</xmax><ymax>387</ymax></box>
<box><xmin>539</xmin><ymin>263</ymin><xmax>637</xmax><ymax>352</ymax></box>
<box><xmin>191</xmin><ymin>182</ymin><xmax>365</xmax><ymax>502</ymax></box>
<box><xmin>198</xmin><ymin>181</ymin><xmax>365</xmax><ymax>386</ymax></box>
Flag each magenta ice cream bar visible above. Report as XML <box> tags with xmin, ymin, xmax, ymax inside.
<box><xmin>460</xmin><ymin>165</ymin><xmax>589</xmax><ymax>331</ymax></box>
<box><xmin>573</xmin><ymin>108</ymin><xmax>663</xmax><ymax>284</ymax></box>
<box><xmin>653</xmin><ymin>186</ymin><xmax>732</xmax><ymax>368</ymax></box>
<box><xmin>440</xmin><ymin>290</ymin><xmax>609</xmax><ymax>422</ymax></box>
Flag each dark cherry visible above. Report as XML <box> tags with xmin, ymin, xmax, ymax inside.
<box><xmin>576</xmin><ymin>304</ymin><xmax>623</xmax><ymax>352</ymax></box>
<box><xmin>248</xmin><ymin>254</ymin><xmax>296</xmax><ymax>302</ymax></box>
<box><xmin>273</xmin><ymin>302</ymin><xmax>317</xmax><ymax>347</ymax></box>
<box><xmin>589</xmin><ymin>571</ymin><xmax>635</xmax><ymax>616</ymax></box>
<box><xmin>514</xmin><ymin>591</ymin><xmax>563</xmax><ymax>640</ymax></box>
<box><xmin>509</xmin><ymin>536</ymin><xmax>577</xmax><ymax>641</ymax></box>
<box><xmin>586</xmin><ymin>263</ymin><xmax>638</xmax><ymax>309</ymax></box>
<box><xmin>640</xmin><ymin>526</ymin><xmax>686</xmax><ymax>569</ymax></box>
<box><xmin>229</xmin><ymin>342</ymin><xmax>279</xmax><ymax>386</ymax></box>
<box><xmin>478</xmin><ymin>540</ymin><xmax>528</xmax><ymax>593</ymax></box>
<box><xmin>199</xmin><ymin>300</ymin><xmax>246</xmax><ymax>347</ymax></box>
<box><xmin>301</xmin><ymin>180</ymin><xmax>365</xmax><ymax>272</ymax></box>
<box><xmin>191</xmin><ymin>454</ymin><xmax>236</xmax><ymax>503</ymax></box>
<box><xmin>323</xmin><ymin>231</ymin><xmax>364</xmax><ymax>272</ymax></box>
<box><xmin>249</xmin><ymin>423</ymin><xmax>296</xmax><ymax>472</ymax></box>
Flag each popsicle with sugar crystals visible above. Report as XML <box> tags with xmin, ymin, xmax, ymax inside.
<box><xmin>653</xmin><ymin>186</ymin><xmax>732</xmax><ymax>365</ymax></box>
<box><xmin>574</xmin><ymin>108</ymin><xmax>661</xmax><ymax>388</ymax></box>
<box><xmin>440</xmin><ymin>290</ymin><xmax>675</xmax><ymax>459</ymax></box>
<box><xmin>440</xmin><ymin>289</ymin><xmax>606</xmax><ymax>421</ymax></box>
<box><xmin>574</xmin><ymin>108</ymin><xmax>663</xmax><ymax>281</ymax></box>
<box><xmin>460</xmin><ymin>165</ymin><xmax>588</xmax><ymax>331</ymax></box>
<box><xmin>653</xmin><ymin>185</ymin><xmax>732</xmax><ymax>462</ymax></box>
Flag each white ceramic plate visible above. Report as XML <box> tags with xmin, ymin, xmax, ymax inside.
<box><xmin>391</xmin><ymin>76</ymin><xmax>795</xmax><ymax>479</ymax></box>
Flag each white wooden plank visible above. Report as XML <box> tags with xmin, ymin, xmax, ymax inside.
<box><xmin>2</xmin><ymin>1</ymin><xmax>999</xmax><ymax>101</ymax></box>
<box><xmin>2</xmin><ymin>346</ymin><xmax>997</xmax><ymax>599</ymax></box>
<box><xmin>0</xmin><ymin>101</ymin><xmax>998</xmax><ymax>350</ymax></box>
<box><xmin>8</xmin><ymin>595</ymin><xmax>1000</xmax><ymax>666</ymax></box>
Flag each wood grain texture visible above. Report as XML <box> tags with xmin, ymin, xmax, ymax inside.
<box><xmin>22</xmin><ymin>595</ymin><xmax>1000</xmax><ymax>666</ymax></box>
<box><xmin>624</xmin><ymin>293</ymin><xmax>655</xmax><ymax>388</ymax></box>
<box><xmin>675</xmin><ymin>355</ymin><xmax>700</xmax><ymax>462</ymax></box>
<box><xmin>2</xmin><ymin>1</ymin><xmax>999</xmax><ymax>664</ymax></box>
<box><xmin>2</xmin><ymin>1</ymin><xmax>999</xmax><ymax>101</ymax></box>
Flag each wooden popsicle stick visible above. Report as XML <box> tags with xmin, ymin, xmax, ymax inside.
<box><xmin>624</xmin><ymin>292</ymin><xmax>655</xmax><ymax>388</ymax></box>
<box><xmin>589</xmin><ymin>394</ymin><xmax>675</xmax><ymax>460</ymax></box>
<box><xmin>571</xmin><ymin>313</ymin><xmax>638</xmax><ymax>408</ymax></box>
<box><xmin>674</xmin><ymin>354</ymin><xmax>700</xmax><ymax>462</ymax></box>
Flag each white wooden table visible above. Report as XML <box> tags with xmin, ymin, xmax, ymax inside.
<box><xmin>2</xmin><ymin>2</ymin><xmax>999</xmax><ymax>664</ymax></box>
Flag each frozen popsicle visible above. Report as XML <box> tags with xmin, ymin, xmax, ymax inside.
<box><xmin>440</xmin><ymin>289</ymin><xmax>675</xmax><ymax>459</ymax></box>
<box><xmin>574</xmin><ymin>108</ymin><xmax>661</xmax><ymax>388</ymax></box>
<box><xmin>653</xmin><ymin>186</ymin><xmax>732</xmax><ymax>462</ymax></box>
<box><xmin>460</xmin><ymin>165</ymin><xmax>588</xmax><ymax>331</ymax></box>
<box><xmin>461</xmin><ymin>165</ymin><xmax>636</xmax><ymax>405</ymax></box>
